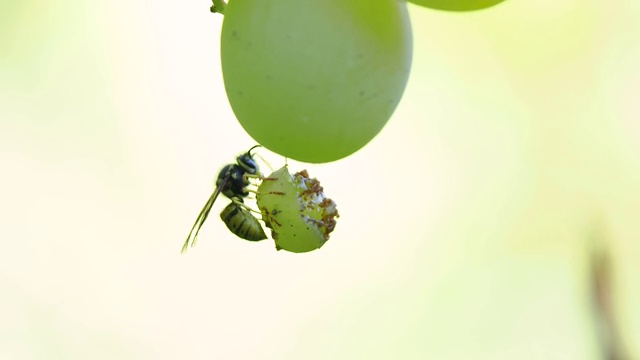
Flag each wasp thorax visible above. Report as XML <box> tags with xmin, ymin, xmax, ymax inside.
<box><xmin>256</xmin><ymin>166</ymin><xmax>339</xmax><ymax>253</ymax></box>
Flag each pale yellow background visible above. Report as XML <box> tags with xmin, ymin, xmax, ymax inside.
<box><xmin>1</xmin><ymin>0</ymin><xmax>639</xmax><ymax>359</ymax></box>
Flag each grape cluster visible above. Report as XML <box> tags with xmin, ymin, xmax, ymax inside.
<box><xmin>217</xmin><ymin>0</ymin><xmax>505</xmax><ymax>163</ymax></box>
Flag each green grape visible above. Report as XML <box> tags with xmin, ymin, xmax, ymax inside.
<box><xmin>220</xmin><ymin>0</ymin><xmax>412</xmax><ymax>163</ymax></box>
<box><xmin>408</xmin><ymin>0</ymin><xmax>506</xmax><ymax>11</ymax></box>
<box><xmin>256</xmin><ymin>166</ymin><xmax>338</xmax><ymax>253</ymax></box>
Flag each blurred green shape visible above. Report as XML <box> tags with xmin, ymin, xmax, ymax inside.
<box><xmin>408</xmin><ymin>0</ymin><xmax>506</xmax><ymax>11</ymax></box>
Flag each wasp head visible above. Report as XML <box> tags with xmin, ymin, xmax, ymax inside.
<box><xmin>237</xmin><ymin>145</ymin><xmax>261</xmax><ymax>175</ymax></box>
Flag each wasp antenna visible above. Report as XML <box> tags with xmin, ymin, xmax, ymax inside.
<box><xmin>254</xmin><ymin>153</ymin><xmax>273</xmax><ymax>173</ymax></box>
<box><xmin>247</xmin><ymin>145</ymin><xmax>262</xmax><ymax>156</ymax></box>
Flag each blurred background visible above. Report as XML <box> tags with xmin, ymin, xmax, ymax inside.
<box><xmin>1</xmin><ymin>0</ymin><xmax>639</xmax><ymax>358</ymax></box>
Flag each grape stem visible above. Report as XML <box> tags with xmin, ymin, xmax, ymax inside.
<box><xmin>210</xmin><ymin>0</ymin><xmax>226</xmax><ymax>14</ymax></box>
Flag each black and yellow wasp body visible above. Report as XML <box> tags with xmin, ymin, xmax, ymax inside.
<box><xmin>181</xmin><ymin>145</ymin><xmax>267</xmax><ymax>253</ymax></box>
<box><xmin>219</xmin><ymin>201</ymin><xmax>267</xmax><ymax>241</ymax></box>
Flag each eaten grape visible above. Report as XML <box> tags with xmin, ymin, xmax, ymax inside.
<box><xmin>256</xmin><ymin>166</ymin><xmax>338</xmax><ymax>253</ymax></box>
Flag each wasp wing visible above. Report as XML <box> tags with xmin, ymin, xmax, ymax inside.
<box><xmin>181</xmin><ymin>175</ymin><xmax>230</xmax><ymax>253</ymax></box>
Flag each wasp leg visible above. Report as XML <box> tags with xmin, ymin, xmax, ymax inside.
<box><xmin>246</xmin><ymin>188</ymin><xmax>285</xmax><ymax>197</ymax></box>
<box><xmin>230</xmin><ymin>197</ymin><xmax>262</xmax><ymax>215</ymax></box>
<box><xmin>242</xmin><ymin>173</ymin><xmax>278</xmax><ymax>183</ymax></box>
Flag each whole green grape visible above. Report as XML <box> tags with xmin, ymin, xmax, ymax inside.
<box><xmin>408</xmin><ymin>0</ymin><xmax>506</xmax><ymax>11</ymax></box>
<box><xmin>220</xmin><ymin>0</ymin><xmax>412</xmax><ymax>163</ymax></box>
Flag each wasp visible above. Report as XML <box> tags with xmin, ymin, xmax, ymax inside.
<box><xmin>181</xmin><ymin>145</ymin><xmax>268</xmax><ymax>253</ymax></box>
